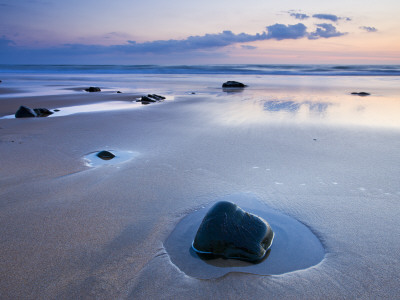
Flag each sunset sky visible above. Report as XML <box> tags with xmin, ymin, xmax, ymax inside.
<box><xmin>0</xmin><ymin>0</ymin><xmax>399</xmax><ymax>64</ymax></box>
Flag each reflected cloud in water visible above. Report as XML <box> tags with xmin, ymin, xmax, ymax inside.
<box><xmin>264</xmin><ymin>100</ymin><xmax>332</xmax><ymax>114</ymax></box>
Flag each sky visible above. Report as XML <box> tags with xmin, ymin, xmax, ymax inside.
<box><xmin>0</xmin><ymin>0</ymin><xmax>399</xmax><ymax>64</ymax></box>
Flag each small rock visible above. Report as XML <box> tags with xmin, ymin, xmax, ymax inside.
<box><xmin>351</xmin><ymin>92</ymin><xmax>370</xmax><ymax>96</ymax></box>
<box><xmin>222</xmin><ymin>81</ymin><xmax>247</xmax><ymax>88</ymax></box>
<box><xmin>96</xmin><ymin>150</ymin><xmax>115</xmax><ymax>160</ymax></box>
<box><xmin>140</xmin><ymin>96</ymin><xmax>157</xmax><ymax>103</ymax></box>
<box><xmin>85</xmin><ymin>87</ymin><xmax>101</xmax><ymax>92</ymax></box>
<box><xmin>54</xmin><ymin>109</ymin><xmax>60</xmax><ymax>112</ymax></box>
<box><xmin>33</xmin><ymin>108</ymin><xmax>53</xmax><ymax>117</ymax></box>
<box><xmin>148</xmin><ymin>94</ymin><xmax>166</xmax><ymax>100</ymax></box>
<box><xmin>15</xmin><ymin>106</ymin><xmax>37</xmax><ymax>118</ymax></box>
<box><xmin>192</xmin><ymin>201</ymin><xmax>274</xmax><ymax>262</ymax></box>
<box><xmin>117</xmin><ymin>91</ymin><xmax>122</xmax><ymax>93</ymax></box>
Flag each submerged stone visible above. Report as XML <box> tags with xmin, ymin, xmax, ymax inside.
<box><xmin>96</xmin><ymin>150</ymin><xmax>115</xmax><ymax>160</ymax></box>
<box><xmin>222</xmin><ymin>81</ymin><xmax>247</xmax><ymax>88</ymax></box>
<box><xmin>192</xmin><ymin>201</ymin><xmax>274</xmax><ymax>262</ymax></box>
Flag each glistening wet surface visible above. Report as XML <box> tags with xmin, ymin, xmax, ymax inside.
<box><xmin>164</xmin><ymin>194</ymin><xmax>325</xmax><ymax>279</ymax></box>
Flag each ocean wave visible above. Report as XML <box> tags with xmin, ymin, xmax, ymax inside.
<box><xmin>0</xmin><ymin>64</ymin><xmax>400</xmax><ymax>76</ymax></box>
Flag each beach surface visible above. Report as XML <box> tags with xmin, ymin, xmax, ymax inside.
<box><xmin>1</xmin><ymin>72</ymin><xmax>400</xmax><ymax>299</ymax></box>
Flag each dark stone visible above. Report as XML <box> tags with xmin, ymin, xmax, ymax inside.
<box><xmin>148</xmin><ymin>94</ymin><xmax>166</xmax><ymax>100</ymax></box>
<box><xmin>15</xmin><ymin>106</ymin><xmax>37</xmax><ymax>118</ymax></box>
<box><xmin>117</xmin><ymin>91</ymin><xmax>122</xmax><ymax>93</ymax></box>
<box><xmin>54</xmin><ymin>109</ymin><xmax>60</xmax><ymax>112</ymax></box>
<box><xmin>222</xmin><ymin>81</ymin><xmax>247</xmax><ymax>88</ymax></box>
<box><xmin>351</xmin><ymin>92</ymin><xmax>370</xmax><ymax>96</ymax></box>
<box><xmin>33</xmin><ymin>108</ymin><xmax>53</xmax><ymax>117</ymax></box>
<box><xmin>140</xmin><ymin>96</ymin><xmax>157</xmax><ymax>103</ymax></box>
<box><xmin>192</xmin><ymin>201</ymin><xmax>274</xmax><ymax>262</ymax></box>
<box><xmin>85</xmin><ymin>87</ymin><xmax>101</xmax><ymax>92</ymax></box>
<box><xmin>96</xmin><ymin>150</ymin><xmax>115</xmax><ymax>160</ymax></box>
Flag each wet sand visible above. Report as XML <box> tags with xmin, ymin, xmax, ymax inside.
<box><xmin>1</xmin><ymin>79</ymin><xmax>400</xmax><ymax>299</ymax></box>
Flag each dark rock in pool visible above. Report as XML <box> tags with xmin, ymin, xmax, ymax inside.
<box><xmin>351</xmin><ymin>92</ymin><xmax>370</xmax><ymax>96</ymax></box>
<box><xmin>192</xmin><ymin>201</ymin><xmax>274</xmax><ymax>262</ymax></box>
<box><xmin>222</xmin><ymin>81</ymin><xmax>248</xmax><ymax>88</ymax></box>
<box><xmin>85</xmin><ymin>87</ymin><xmax>101</xmax><ymax>92</ymax></box>
<box><xmin>96</xmin><ymin>150</ymin><xmax>115</xmax><ymax>160</ymax></box>
<box><xmin>33</xmin><ymin>108</ymin><xmax>53</xmax><ymax>117</ymax></box>
<box><xmin>117</xmin><ymin>91</ymin><xmax>122</xmax><ymax>93</ymax></box>
<box><xmin>15</xmin><ymin>106</ymin><xmax>37</xmax><ymax>118</ymax></box>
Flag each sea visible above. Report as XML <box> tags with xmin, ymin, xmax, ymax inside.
<box><xmin>1</xmin><ymin>64</ymin><xmax>400</xmax><ymax>76</ymax></box>
<box><xmin>1</xmin><ymin>64</ymin><xmax>400</xmax><ymax>127</ymax></box>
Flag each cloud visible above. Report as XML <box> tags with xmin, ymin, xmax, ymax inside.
<box><xmin>309</xmin><ymin>23</ymin><xmax>347</xmax><ymax>39</ymax></box>
<box><xmin>360</xmin><ymin>26</ymin><xmax>377</xmax><ymax>32</ymax></box>
<box><xmin>290</xmin><ymin>13</ymin><xmax>310</xmax><ymax>20</ymax></box>
<box><xmin>113</xmin><ymin>30</ymin><xmax>269</xmax><ymax>54</ymax></box>
<box><xmin>0</xmin><ymin>23</ymin><xmax>349</xmax><ymax>63</ymax></box>
<box><xmin>266</xmin><ymin>23</ymin><xmax>308</xmax><ymax>40</ymax></box>
<box><xmin>0</xmin><ymin>36</ymin><xmax>15</xmax><ymax>48</ymax></box>
<box><xmin>241</xmin><ymin>45</ymin><xmax>257</xmax><ymax>50</ymax></box>
<box><xmin>312</xmin><ymin>14</ymin><xmax>339</xmax><ymax>22</ymax></box>
<box><xmin>312</xmin><ymin>13</ymin><xmax>351</xmax><ymax>22</ymax></box>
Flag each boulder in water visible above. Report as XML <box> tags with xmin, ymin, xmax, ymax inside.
<box><xmin>192</xmin><ymin>201</ymin><xmax>274</xmax><ymax>262</ymax></box>
<box><xmin>351</xmin><ymin>92</ymin><xmax>370</xmax><ymax>96</ymax></box>
<box><xmin>96</xmin><ymin>150</ymin><xmax>115</xmax><ymax>160</ymax></box>
<box><xmin>222</xmin><ymin>81</ymin><xmax>247</xmax><ymax>88</ymax></box>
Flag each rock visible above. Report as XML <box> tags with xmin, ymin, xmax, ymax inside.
<box><xmin>192</xmin><ymin>201</ymin><xmax>274</xmax><ymax>262</ymax></box>
<box><xmin>33</xmin><ymin>108</ymin><xmax>53</xmax><ymax>117</ymax></box>
<box><xmin>15</xmin><ymin>106</ymin><xmax>37</xmax><ymax>118</ymax></box>
<box><xmin>117</xmin><ymin>91</ymin><xmax>122</xmax><ymax>93</ymax></box>
<box><xmin>85</xmin><ymin>87</ymin><xmax>101</xmax><ymax>92</ymax></box>
<box><xmin>15</xmin><ymin>106</ymin><xmax>54</xmax><ymax>118</ymax></box>
<box><xmin>140</xmin><ymin>96</ymin><xmax>157</xmax><ymax>103</ymax></box>
<box><xmin>138</xmin><ymin>94</ymin><xmax>166</xmax><ymax>104</ymax></box>
<box><xmin>222</xmin><ymin>81</ymin><xmax>247</xmax><ymax>88</ymax></box>
<box><xmin>148</xmin><ymin>94</ymin><xmax>166</xmax><ymax>100</ymax></box>
<box><xmin>351</xmin><ymin>92</ymin><xmax>370</xmax><ymax>96</ymax></box>
<box><xmin>96</xmin><ymin>150</ymin><xmax>115</xmax><ymax>160</ymax></box>
<box><xmin>54</xmin><ymin>109</ymin><xmax>60</xmax><ymax>112</ymax></box>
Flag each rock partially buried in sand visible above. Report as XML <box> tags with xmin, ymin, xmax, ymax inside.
<box><xmin>15</xmin><ymin>106</ymin><xmax>37</xmax><ymax>118</ymax></box>
<box><xmin>33</xmin><ymin>108</ymin><xmax>53</xmax><ymax>117</ymax></box>
<box><xmin>192</xmin><ymin>201</ymin><xmax>274</xmax><ymax>262</ymax></box>
<box><xmin>137</xmin><ymin>94</ymin><xmax>166</xmax><ymax>105</ymax></box>
<box><xmin>96</xmin><ymin>150</ymin><xmax>116</xmax><ymax>160</ymax></box>
<box><xmin>85</xmin><ymin>87</ymin><xmax>101</xmax><ymax>92</ymax></box>
<box><xmin>351</xmin><ymin>92</ymin><xmax>370</xmax><ymax>96</ymax></box>
<box><xmin>15</xmin><ymin>106</ymin><xmax>54</xmax><ymax>118</ymax></box>
<box><xmin>222</xmin><ymin>81</ymin><xmax>247</xmax><ymax>88</ymax></box>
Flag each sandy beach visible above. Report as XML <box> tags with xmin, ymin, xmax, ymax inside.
<box><xmin>1</xmin><ymin>72</ymin><xmax>400</xmax><ymax>299</ymax></box>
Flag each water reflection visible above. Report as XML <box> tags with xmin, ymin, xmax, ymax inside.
<box><xmin>264</xmin><ymin>100</ymin><xmax>332</xmax><ymax>114</ymax></box>
<box><xmin>217</xmin><ymin>89</ymin><xmax>400</xmax><ymax>128</ymax></box>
